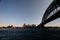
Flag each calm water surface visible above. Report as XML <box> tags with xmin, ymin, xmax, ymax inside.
<box><xmin>0</xmin><ymin>28</ymin><xmax>43</xmax><ymax>40</ymax></box>
<box><xmin>0</xmin><ymin>28</ymin><xmax>60</xmax><ymax>40</ymax></box>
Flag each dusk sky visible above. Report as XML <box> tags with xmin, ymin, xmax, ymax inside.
<box><xmin>0</xmin><ymin>0</ymin><xmax>60</xmax><ymax>27</ymax></box>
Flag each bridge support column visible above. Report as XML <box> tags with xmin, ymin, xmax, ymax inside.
<box><xmin>37</xmin><ymin>23</ymin><xmax>44</xmax><ymax>28</ymax></box>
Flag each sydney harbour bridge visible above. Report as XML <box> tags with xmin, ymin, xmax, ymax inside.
<box><xmin>37</xmin><ymin>0</ymin><xmax>60</xmax><ymax>28</ymax></box>
<box><xmin>0</xmin><ymin>0</ymin><xmax>60</xmax><ymax>40</ymax></box>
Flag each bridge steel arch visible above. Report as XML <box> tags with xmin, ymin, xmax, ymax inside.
<box><xmin>37</xmin><ymin>0</ymin><xmax>60</xmax><ymax>28</ymax></box>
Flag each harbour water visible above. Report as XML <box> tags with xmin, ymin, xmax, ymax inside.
<box><xmin>0</xmin><ymin>28</ymin><xmax>43</xmax><ymax>40</ymax></box>
<box><xmin>0</xmin><ymin>28</ymin><xmax>60</xmax><ymax>40</ymax></box>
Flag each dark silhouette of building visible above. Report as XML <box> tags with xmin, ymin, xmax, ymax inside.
<box><xmin>32</xmin><ymin>24</ymin><xmax>36</xmax><ymax>28</ymax></box>
<box><xmin>7</xmin><ymin>25</ymin><xmax>14</xmax><ymax>28</ymax></box>
<box><xmin>22</xmin><ymin>23</ymin><xmax>27</xmax><ymax>28</ymax></box>
<box><xmin>22</xmin><ymin>24</ymin><xmax>37</xmax><ymax>28</ymax></box>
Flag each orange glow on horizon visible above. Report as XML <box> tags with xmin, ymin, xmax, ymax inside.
<box><xmin>45</xmin><ymin>24</ymin><xmax>60</xmax><ymax>27</ymax></box>
<box><xmin>0</xmin><ymin>24</ymin><xmax>23</xmax><ymax>27</ymax></box>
